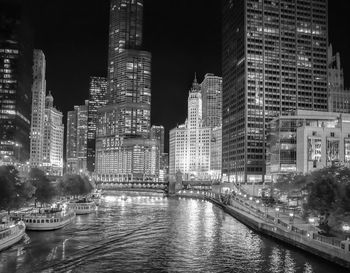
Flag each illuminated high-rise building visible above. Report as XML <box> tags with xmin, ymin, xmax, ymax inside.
<box><xmin>30</xmin><ymin>50</ymin><xmax>46</xmax><ymax>168</ymax></box>
<box><xmin>200</xmin><ymin>73</ymin><xmax>222</xmax><ymax>128</ymax></box>
<box><xmin>66</xmin><ymin>101</ymin><xmax>88</xmax><ymax>174</ymax></box>
<box><xmin>77</xmin><ymin>101</ymin><xmax>89</xmax><ymax>173</ymax></box>
<box><xmin>87</xmin><ymin>77</ymin><xmax>107</xmax><ymax>172</ymax></box>
<box><xmin>66</xmin><ymin>109</ymin><xmax>78</xmax><ymax>173</ymax></box>
<box><xmin>95</xmin><ymin>0</ymin><xmax>158</xmax><ymax>182</ymax></box>
<box><xmin>0</xmin><ymin>1</ymin><xmax>33</xmax><ymax>164</ymax></box>
<box><xmin>150</xmin><ymin>125</ymin><xmax>165</xmax><ymax>154</ymax></box>
<box><xmin>222</xmin><ymin>0</ymin><xmax>328</xmax><ymax>183</ymax></box>
<box><xmin>42</xmin><ymin>92</ymin><xmax>64</xmax><ymax>176</ymax></box>
<box><xmin>327</xmin><ymin>45</ymin><xmax>350</xmax><ymax>113</ymax></box>
<box><xmin>169</xmin><ymin>77</ymin><xmax>212</xmax><ymax>180</ymax></box>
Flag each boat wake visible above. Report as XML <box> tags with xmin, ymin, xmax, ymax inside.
<box><xmin>33</xmin><ymin>219</ymin><xmax>161</xmax><ymax>273</ymax></box>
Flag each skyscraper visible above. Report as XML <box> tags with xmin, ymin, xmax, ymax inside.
<box><xmin>169</xmin><ymin>77</ymin><xmax>212</xmax><ymax>180</ymax></box>
<box><xmin>30</xmin><ymin>50</ymin><xmax>46</xmax><ymax>168</ymax></box>
<box><xmin>105</xmin><ymin>0</ymin><xmax>151</xmax><ymax>136</ymax></box>
<box><xmin>77</xmin><ymin>101</ymin><xmax>89</xmax><ymax>173</ymax></box>
<box><xmin>66</xmin><ymin>109</ymin><xmax>78</xmax><ymax>173</ymax></box>
<box><xmin>150</xmin><ymin>125</ymin><xmax>165</xmax><ymax>154</ymax></box>
<box><xmin>66</xmin><ymin>101</ymin><xmax>89</xmax><ymax>174</ymax></box>
<box><xmin>0</xmin><ymin>1</ymin><xmax>33</xmax><ymax>164</ymax></box>
<box><xmin>327</xmin><ymin>45</ymin><xmax>350</xmax><ymax>113</ymax></box>
<box><xmin>222</xmin><ymin>0</ymin><xmax>328</xmax><ymax>183</ymax></box>
<box><xmin>42</xmin><ymin>92</ymin><xmax>64</xmax><ymax>176</ymax></box>
<box><xmin>95</xmin><ymin>0</ymin><xmax>158</xmax><ymax>182</ymax></box>
<box><xmin>200</xmin><ymin>73</ymin><xmax>222</xmax><ymax>128</ymax></box>
<box><xmin>87</xmin><ymin>77</ymin><xmax>107</xmax><ymax>172</ymax></box>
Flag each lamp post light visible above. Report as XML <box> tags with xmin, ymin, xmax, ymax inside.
<box><xmin>309</xmin><ymin>217</ymin><xmax>316</xmax><ymax>231</ymax></box>
<box><xmin>289</xmin><ymin>212</ymin><xmax>294</xmax><ymax>225</ymax></box>
<box><xmin>342</xmin><ymin>224</ymin><xmax>350</xmax><ymax>232</ymax></box>
<box><xmin>275</xmin><ymin>207</ymin><xmax>280</xmax><ymax>218</ymax></box>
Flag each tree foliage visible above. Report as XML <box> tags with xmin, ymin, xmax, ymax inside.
<box><xmin>276</xmin><ymin>166</ymin><xmax>350</xmax><ymax>233</ymax></box>
<box><xmin>0</xmin><ymin>165</ymin><xmax>35</xmax><ymax>213</ymax></box>
<box><xmin>274</xmin><ymin>172</ymin><xmax>310</xmax><ymax>192</ymax></box>
<box><xmin>29</xmin><ymin>168</ymin><xmax>56</xmax><ymax>206</ymax></box>
<box><xmin>57</xmin><ymin>174</ymin><xmax>93</xmax><ymax>197</ymax></box>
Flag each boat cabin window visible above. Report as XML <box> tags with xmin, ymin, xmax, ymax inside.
<box><xmin>33</xmin><ymin>220</ymin><xmax>36</xmax><ymax>223</ymax></box>
<box><xmin>41</xmin><ymin>220</ymin><xmax>44</xmax><ymax>223</ymax></box>
<box><xmin>46</xmin><ymin>219</ymin><xmax>49</xmax><ymax>223</ymax></box>
<box><xmin>50</xmin><ymin>219</ymin><xmax>53</xmax><ymax>223</ymax></box>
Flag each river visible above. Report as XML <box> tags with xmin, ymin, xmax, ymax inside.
<box><xmin>0</xmin><ymin>194</ymin><xmax>347</xmax><ymax>273</ymax></box>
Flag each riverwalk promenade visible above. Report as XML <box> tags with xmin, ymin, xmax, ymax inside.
<box><xmin>175</xmin><ymin>190</ymin><xmax>350</xmax><ymax>269</ymax></box>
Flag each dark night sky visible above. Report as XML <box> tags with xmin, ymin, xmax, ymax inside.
<box><xmin>28</xmin><ymin>0</ymin><xmax>350</xmax><ymax>152</ymax></box>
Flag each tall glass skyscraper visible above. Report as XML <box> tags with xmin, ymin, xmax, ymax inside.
<box><xmin>66</xmin><ymin>101</ymin><xmax>89</xmax><ymax>174</ymax></box>
<box><xmin>87</xmin><ymin>77</ymin><xmax>107</xmax><ymax>172</ymax></box>
<box><xmin>0</xmin><ymin>1</ymin><xmax>33</xmax><ymax>164</ymax></box>
<box><xmin>222</xmin><ymin>0</ymin><xmax>328</xmax><ymax>183</ymax></box>
<box><xmin>95</xmin><ymin>0</ymin><xmax>158</xmax><ymax>182</ymax></box>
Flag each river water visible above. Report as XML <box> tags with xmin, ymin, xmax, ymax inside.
<box><xmin>0</xmin><ymin>194</ymin><xmax>347</xmax><ymax>273</ymax></box>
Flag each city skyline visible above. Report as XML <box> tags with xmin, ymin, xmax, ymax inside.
<box><xmin>24</xmin><ymin>0</ymin><xmax>350</xmax><ymax>153</ymax></box>
<box><xmin>2</xmin><ymin>1</ymin><xmax>350</xmax><ymax>272</ymax></box>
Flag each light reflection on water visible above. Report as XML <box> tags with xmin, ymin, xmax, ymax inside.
<box><xmin>0</xmin><ymin>195</ymin><xmax>348</xmax><ymax>273</ymax></box>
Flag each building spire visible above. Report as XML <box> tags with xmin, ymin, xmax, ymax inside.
<box><xmin>191</xmin><ymin>72</ymin><xmax>200</xmax><ymax>92</ymax></box>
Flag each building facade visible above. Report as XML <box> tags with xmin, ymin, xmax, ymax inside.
<box><xmin>66</xmin><ymin>101</ymin><xmax>88</xmax><ymax>174</ymax></box>
<box><xmin>222</xmin><ymin>0</ymin><xmax>328</xmax><ymax>183</ymax></box>
<box><xmin>200</xmin><ymin>73</ymin><xmax>222</xmax><ymax>128</ymax></box>
<box><xmin>42</xmin><ymin>92</ymin><xmax>64</xmax><ymax>176</ymax></box>
<box><xmin>159</xmin><ymin>152</ymin><xmax>169</xmax><ymax>182</ymax></box>
<box><xmin>76</xmin><ymin>101</ymin><xmax>89</xmax><ymax>173</ymax></box>
<box><xmin>267</xmin><ymin>110</ymin><xmax>350</xmax><ymax>181</ymax></box>
<box><xmin>87</xmin><ymin>76</ymin><xmax>107</xmax><ymax>172</ymax></box>
<box><xmin>66</xmin><ymin>109</ymin><xmax>78</xmax><ymax>173</ymax></box>
<box><xmin>30</xmin><ymin>49</ymin><xmax>46</xmax><ymax>168</ymax></box>
<box><xmin>169</xmin><ymin>77</ymin><xmax>213</xmax><ymax>180</ymax></box>
<box><xmin>327</xmin><ymin>45</ymin><xmax>350</xmax><ymax>113</ymax></box>
<box><xmin>95</xmin><ymin>0</ymin><xmax>159</xmax><ymax>182</ymax></box>
<box><xmin>150</xmin><ymin>125</ymin><xmax>165</xmax><ymax>154</ymax></box>
<box><xmin>210</xmin><ymin>125</ymin><xmax>222</xmax><ymax>180</ymax></box>
<box><xmin>0</xmin><ymin>1</ymin><xmax>33</xmax><ymax>165</ymax></box>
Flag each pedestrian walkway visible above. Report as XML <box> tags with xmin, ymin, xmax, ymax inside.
<box><xmin>226</xmin><ymin>193</ymin><xmax>319</xmax><ymax>234</ymax></box>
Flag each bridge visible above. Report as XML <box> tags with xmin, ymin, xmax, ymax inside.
<box><xmin>96</xmin><ymin>181</ymin><xmax>168</xmax><ymax>193</ymax></box>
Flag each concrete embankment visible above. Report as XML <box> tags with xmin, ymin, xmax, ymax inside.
<box><xmin>208</xmin><ymin>197</ymin><xmax>350</xmax><ymax>269</ymax></box>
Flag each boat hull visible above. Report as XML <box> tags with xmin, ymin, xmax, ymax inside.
<box><xmin>25</xmin><ymin>215</ymin><xmax>75</xmax><ymax>231</ymax></box>
<box><xmin>69</xmin><ymin>202</ymin><xmax>96</xmax><ymax>215</ymax></box>
<box><xmin>0</xmin><ymin>223</ymin><xmax>26</xmax><ymax>251</ymax></box>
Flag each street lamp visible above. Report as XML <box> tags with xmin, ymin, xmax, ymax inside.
<box><xmin>275</xmin><ymin>207</ymin><xmax>280</xmax><ymax>218</ymax></box>
<box><xmin>342</xmin><ymin>224</ymin><xmax>350</xmax><ymax>232</ymax></box>
<box><xmin>289</xmin><ymin>212</ymin><xmax>294</xmax><ymax>225</ymax></box>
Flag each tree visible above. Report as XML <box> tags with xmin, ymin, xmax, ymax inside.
<box><xmin>29</xmin><ymin>168</ymin><xmax>56</xmax><ymax>206</ymax></box>
<box><xmin>57</xmin><ymin>174</ymin><xmax>93</xmax><ymax>197</ymax></box>
<box><xmin>274</xmin><ymin>166</ymin><xmax>350</xmax><ymax>234</ymax></box>
<box><xmin>0</xmin><ymin>165</ymin><xmax>35</xmax><ymax>213</ymax></box>
<box><xmin>274</xmin><ymin>172</ymin><xmax>310</xmax><ymax>193</ymax></box>
<box><xmin>303</xmin><ymin>166</ymin><xmax>350</xmax><ymax>234</ymax></box>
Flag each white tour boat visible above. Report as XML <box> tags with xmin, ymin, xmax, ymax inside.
<box><xmin>23</xmin><ymin>204</ymin><xmax>75</xmax><ymax>231</ymax></box>
<box><xmin>0</xmin><ymin>220</ymin><xmax>26</xmax><ymax>251</ymax></box>
<box><xmin>90</xmin><ymin>190</ymin><xmax>102</xmax><ymax>205</ymax></box>
<box><xmin>69</xmin><ymin>198</ymin><xmax>97</xmax><ymax>215</ymax></box>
